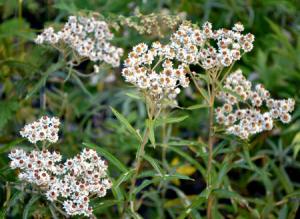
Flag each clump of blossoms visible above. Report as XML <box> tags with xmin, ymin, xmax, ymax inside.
<box><xmin>119</xmin><ymin>9</ymin><xmax>182</xmax><ymax>37</ymax></box>
<box><xmin>215</xmin><ymin>69</ymin><xmax>295</xmax><ymax>139</ymax></box>
<box><xmin>170</xmin><ymin>22</ymin><xmax>254</xmax><ymax>69</ymax></box>
<box><xmin>9</xmin><ymin>116</ymin><xmax>111</xmax><ymax>217</ymax></box>
<box><xmin>121</xmin><ymin>42</ymin><xmax>190</xmax><ymax>107</ymax></box>
<box><xmin>20</xmin><ymin>116</ymin><xmax>60</xmax><ymax>144</ymax></box>
<box><xmin>35</xmin><ymin>16</ymin><xmax>123</xmax><ymax>68</ymax></box>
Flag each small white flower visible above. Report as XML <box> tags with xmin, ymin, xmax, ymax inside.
<box><xmin>216</xmin><ymin>69</ymin><xmax>294</xmax><ymax>139</ymax></box>
<box><xmin>35</xmin><ymin>16</ymin><xmax>123</xmax><ymax>68</ymax></box>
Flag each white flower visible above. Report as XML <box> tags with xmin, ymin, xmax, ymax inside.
<box><xmin>122</xmin><ymin>42</ymin><xmax>190</xmax><ymax>105</ymax></box>
<box><xmin>216</xmin><ymin>69</ymin><xmax>294</xmax><ymax>139</ymax></box>
<box><xmin>170</xmin><ymin>22</ymin><xmax>254</xmax><ymax>69</ymax></box>
<box><xmin>8</xmin><ymin>147</ymin><xmax>111</xmax><ymax>217</ymax></box>
<box><xmin>20</xmin><ymin>116</ymin><xmax>60</xmax><ymax>144</ymax></box>
<box><xmin>35</xmin><ymin>16</ymin><xmax>123</xmax><ymax>67</ymax></box>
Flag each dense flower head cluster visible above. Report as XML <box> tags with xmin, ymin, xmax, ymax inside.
<box><xmin>20</xmin><ymin>116</ymin><xmax>60</xmax><ymax>144</ymax></box>
<box><xmin>8</xmin><ymin>148</ymin><xmax>111</xmax><ymax>217</ymax></box>
<box><xmin>35</xmin><ymin>16</ymin><xmax>123</xmax><ymax>67</ymax></box>
<box><xmin>215</xmin><ymin>69</ymin><xmax>295</xmax><ymax>139</ymax></box>
<box><xmin>121</xmin><ymin>42</ymin><xmax>190</xmax><ymax>105</ymax></box>
<box><xmin>170</xmin><ymin>22</ymin><xmax>254</xmax><ymax>69</ymax></box>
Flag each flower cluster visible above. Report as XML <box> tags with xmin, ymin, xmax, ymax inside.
<box><xmin>35</xmin><ymin>16</ymin><xmax>123</xmax><ymax>67</ymax></box>
<box><xmin>121</xmin><ymin>42</ymin><xmax>190</xmax><ymax>105</ymax></box>
<box><xmin>20</xmin><ymin>116</ymin><xmax>60</xmax><ymax>144</ymax></box>
<box><xmin>215</xmin><ymin>69</ymin><xmax>295</xmax><ymax>139</ymax></box>
<box><xmin>119</xmin><ymin>9</ymin><xmax>182</xmax><ymax>37</ymax></box>
<box><xmin>8</xmin><ymin>148</ymin><xmax>111</xmax><ymax>217</ymax></box>
<box><xmin>170</xmin><ymin>22</ymin><xmax>254</xmax><ymax>69</ymax></box>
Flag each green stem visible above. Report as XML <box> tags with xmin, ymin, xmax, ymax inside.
<box><xmin>190</xmin><ymin>72</ymin><xmax>210</xmax><ymax>104</ymax></box>
<box><xmin>128</xmin><ymin>127</ymin><xmax>150</xmax><ymax>213</ymax></box>
<box><xmin>207</xmin><ymin>75</ymin><xmax>216</xmax><ymax>219</ymax></box>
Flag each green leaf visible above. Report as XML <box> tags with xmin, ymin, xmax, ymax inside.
<box><xmin>0</xmin><ymin>100</ymin><xmax>19</xmax><ymax>130</ymax></box>
<box><xmin>278</xmin><ymin>204</ymin><xmax>288</xmax><ymax>219</ymax></box>
<box><xmin>0</xmin><ymin>139</ymin><xmax>24</xmax><ymax>154</ymax></box>
<box><xmin>22</xmin><ymin>195</ymin><xmax>40</xmax><ymax>219</ymax></box>
<box><xmin>125</xmin><ymin>92</ymin><xmax>141</xmax><ymax>100</ymax></box>
<box><xmin>162</xmin><ymin>174</ymin><xmax>193</xmax><ymax>181</ymax></box>
<box><xmin>49</xmin><ymin>205</ymin><xmax>59</xmax><ymax>219</ymax></box>
<box><xmin>196</xmin><ymin>74</ymin><xmax>209</xmax><ymax>83</ymax></box>
<box><xmin>26</xmin><ymin>62</ymin><xmax>64</xmax><ymax>100</ymax></box>
<box><xmin>168</xmin><ymin>186</ymin><xmax>201</xmax><ymax>219</ymax></box>
<box><xmin>185</xmin><ymin>104</ymin><xmax>209</xmax><ymax>110</ymax></box>
<box><xmin>113</xmin><ymin>169</ymin><xmax>135</xmax><ymax>188</ymax></box>
<box><xmin>270</xmin><ymin>162</ymin><xmax>293</xmax><ymax>194</ymax></box>
<box><xmin>145</xmin><ymin>119</ymin><xmax>156</xmax><ymax>147</ymax></box>
<box><xmin>83</xmin><ymin>142</ymin><xmax>128</xmax><ymax>173</ymax></box>
<box><xmin>155</xmin><ymin>115</ymin><xmax>189</xmax><ymax>127</ymax></box>
<box><xmin>143</xmin><ymin>154</ymin><xmax>163</xmax><ymax>176</ymax></box>
<box><xmin>292</xmin><ymin>132</ymin><xmax>300</xmax><ymax>158</ymax></box>
<box><xmin>131</xmin><ymin>174</ymin><xmax>190</xmax><ymax>198</ymax></box>
<box><xmin>132</xmin><ymin>179</ymin><xmax>157</xmax><ymax>196</ymax></box>
<box><xmin>71</xmin><ymin>73</ymin><xmax>93</xmax><ymax>97</ymax></box>
<box><xmin>0</xmin><ymin>18</ymin><xmax>34</xmax><ymax>40</ymax></box>
<box><xmin>93</xmin><ymin>200</ymin><xmax>122</xmax><ymax>213</ymax></box>
<box><xmin>110</xmin><ymin>107</ymin><xmax>142</xmax><ymax>141</ymax></box>
<box><xmin>212</xmin><ymin>189</ymin><xmax>250</xmax><ymax>208</ymax></box>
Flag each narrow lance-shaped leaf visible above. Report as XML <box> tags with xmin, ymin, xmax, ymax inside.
<box><xmin>22</xmin><ymin>195</ymin><xmax>40</xmax><ymax>219</ymax></box>
<box><xmin>113</xmin><ymin>169</ymin><xmax>135</xmax><ymax>189</ymax></box>
<box><xmin>143</xmin><ymin>154</ymin><xmax>164</xmax><ymax>176</ymax></box>
<box><xmin>110</xmin><ymin>107</ymin><xmax>142</xmax><ymax>141</ymax></box>
<box><xmin>145</xmin><ymin>119</ymin><xmax>155</xmax><ymax>148</ymax></box>
<box><xmin>155</xmin><ymin>115</ymin><xmax>189</xmax><ymax>127</ymax></box>
<box><xmin>26</xmin><ymin>61</ymin><xmax>64</xmax><ymax>100</ymax></box>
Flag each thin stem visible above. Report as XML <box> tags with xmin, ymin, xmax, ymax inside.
<box><xmin>128</xmin><ymin>126</ymin><xmax>150</xmax><ymax>213</ymax></box>
<box><xmin>124</xmin><ymin>100</ymin><xmax>157</xmax><ymax>217</ymax></box>
<box><xmin>161</xmin><ymin>108</ymin><xmax>168</xmax><ymax>168</ymax></box>
<box><xmin>51</xmin><ymin>203</ymin><xmax>70</xmax><ymax>218</ymax></box>
<box><xmin>152</xmin><ymin>56</ymin><xmax>164</xmax><ymax>71</ymax></box>
<box><xmin>206</xmin><ymin>72</ymin><xmax>216</xmax><ymax>219</ymax></box>
<box><xmin>220</xmin><ymin>62</ymin><xmax>235</xmax><ymax>83</ymax></box>
<box><xmin>190</xmin><ymin>72</ymin><xmax>210</xmax><ymax>104</ymax></box>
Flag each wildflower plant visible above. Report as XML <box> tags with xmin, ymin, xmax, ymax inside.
<box><xmin>1</xmin><ymin>3</ymin><xmax>299</xmax><ymax>219</ymax></box>
<box><xmin>8</xmin><ymin>116</ymin><xmax>112</xmax><ymax>217</ymax></box>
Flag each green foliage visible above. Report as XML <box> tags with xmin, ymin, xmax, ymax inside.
<box><xmin>0</xmin><ymin>0</ymin><xmax>300</xmax><ymax>218</ymax></box>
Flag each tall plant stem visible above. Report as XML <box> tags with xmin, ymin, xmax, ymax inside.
<box><xmin>128</xmin><ymin>126</ymin><xmax>150</xmax><ymax>213</ymax></box>
<box><xmin>207</xmin><ymin>74</ymin><xmax>216</xmax><ymax>219</ymax></box>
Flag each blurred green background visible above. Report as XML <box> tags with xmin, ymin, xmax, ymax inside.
<box><xmin>0</xmin><ymin>0</ymin><xmax>300</xmax><ymax>218</ymax></box>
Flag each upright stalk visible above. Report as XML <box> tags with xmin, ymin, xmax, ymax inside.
<box><xmin>126</xmin><ymin>100</ymin><xmax>154</xmax><ymax>215</ymax></box>
<box><xmin>129</xmin><ymin>126</ymin><xmax>150</xmax><ymax>206</ymax></box>
<box><xmin>206</xmin><ymin>89</ymin><xmax>215</xmax><ymax>219</ymax></box>
<box><xmin>206</xmin><ymin>70</ymin><xmax>218</xmax><ymax>219</ymax></box>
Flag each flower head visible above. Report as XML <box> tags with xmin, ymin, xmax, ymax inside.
<box><xmin>122</xmin><ymin>42</ymin><xmax>190</xmax><ymax>106</ymax></box>
<box><xmin>20</xmin><ymin>116</ymin><xmax>60</xmax><ymax>144</ymax></box>
<box><xmin>8</xmin><ymin>148</ymin><xmax>111</xmax><ymax>217</ymax></box>
<box><xmin>216</xmin><ymin>69</ymin><xmax>294</xmax><ymax>139</ymax></box>
<box><xmin>35</xmin><ymin>16</ymin><xmax>123</xmax><ymax>67</ymax></box>
<box><xmin>170</xmin><ymin>22</ymin><xmax>254</xmax><ymax>69</ymax></box>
